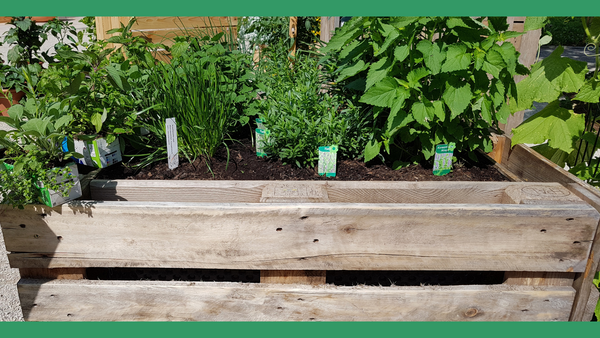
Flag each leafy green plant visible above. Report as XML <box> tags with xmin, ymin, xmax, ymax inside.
<box><xmin>0</xmin><ymin>98</ymin><xmax>81</xmax><ymax>209</ymax></box>
<box><xmin>511</xmin><ymin>17</ymin><xmax>600</xmax><ymax>185</ymax></box>
<box><xmin>594</xmin><ymin>271</ymin><xmax>599</xmax><ymax>320</ymax></box>
<box><xmin>238</xmin><ymin>16</ymin><xmax>320</xmax><ymax>52</ymax></box>
<box><xmin>131</xmin><ymin>47</ymin><xmax>241</xmax><ymax>167</ymax></box>
<box><xmin>321</xmin><ymin>17</ymin><xmax>527</xmax><ymax>166</ymax></box>
<box><xmin>254</xmin><ymin>42</ymin><xmax>370</xmax><ymax>167</ymax></box>
<box><xmin>543</xmin><ymin>17</ymin><xmax>587</xmax><ymax>47</ymax></box>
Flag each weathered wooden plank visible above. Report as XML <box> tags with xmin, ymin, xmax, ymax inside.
<box><xmin>583</xmin><ymin>285</ymin><xmax>599</xmax><ymax>321</ymax></box>
<box><xmin>19</xmin><ymin>268</ymin><xmax>86</xmax><ymax>280</ymax></box>
<box><xmin>564</xmin><ymin>183</ymin><xmax>600</xmax><ymax>321</ymax></box>
<box><xmin>91</xmin><ymin>180</ymin><xmax>569</xmax><ymax>204</ymax></box>
<box><xmin>503</xmin><ymin>272</ymin><xmax>575</xmax><ymax>287</ymax></box>
<box><xmin>18</xmin><ymin>279</ymin><xmax>575</xmax><ymax>321</ymax></box>
<box><xmin>319</xmin><ymin>17</ymin><xmax>340</xmax><ymax>43</ymax></box>
<box><xmin>2</xmin><ymin>200</ymin><xmax>597</xmax><ymax>271</ymax></box>
<box><xmin>260</xmin><ymin>271</ymin><xmax>326</xmax><ymax>285</ymax></box>
<box><xmin>131</xmin><ymin>16</ymin><xmax>237</xmax><ymax>31</ymax></box>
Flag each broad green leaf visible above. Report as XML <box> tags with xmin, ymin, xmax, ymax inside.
<box><xmin>91</xmin><ymin>112</ymin><xmax>103</xmax><ymax>134</ymax></box>
<box><xmin>446</xmin><ymin>17</ymin><xmax>469</xmax><ymax>28</ymax></box>
<box><xmin>64</xmin><ymin>72</ymin><xmax>85</xmax><ymax>95</ymax></box>
<box><xmin>498</xmin><ymin>43</ymin><xmax>518</xmax><ymax>75</ymax></box>
<box><xmin>7</xmin><ymin>104</ymin><xmax>24</xmax><ymax>121</ymax></box>
<box><xmin>21</xmin><ymin>119</ymin><xmax>49</xmax><ymax>136</ymax></box>
<box><xmin>386</xmin><ymin>109</ymin><xmax>411</xmax><ymax>135</ymax></box>
<box><xmin>539</xmin><ymin>35</ymin><xmax>552</xmax><ymax>46</ymax></box>
<box><xmin>416</xmin><ymin>40</ymin><xmax>445</xmax><ymax>75</ymax></box>
<box><xmin>15</xmin><ymin>18</ymin><xmax>32</xmax><ymax>31</ymax></box>
<box><xmin>339</xmin><ymin>39</ymin><xmax>371</xmax><ymax>61</ymax></box>
<box><xmin>482</xmin><ymin>47</ymin><xmax>506</xmax><ymax>78</ymax></box>
<box><xmin>512</xmin><ymin>100</ymin><xmax>585</xmax><ymax>153</ymax></box>
<box><xmin>573</xmin><ymin>78</ymin><xmax>600</xmax><ymax>103</ymax></box>
<box><xmin>490</xmin><ymin>79</ymin><xmax>506</xmax><ymax>108</ymax></box>
<box><xmin>374</xmin><ymin>28</ymin><xmax>400</xmax><ymax>57</ymax></box>
<box><xmin>480</xmin><ymin>95</ymin><xmax>493</xmax><ymax>124</ymax></box>
<box><xmin>512</xmin><ymin>46</ymin><xmax>588</xmax><ymax>111</ymax></box>
<box><xmin>12</xmin><ymin>161</ymin><xmax>24</xmax><ymax>174</ymax></box>
<box><xmin>412</xmin><ymin>101</ymin><xmax>432</xmax><ymax>126</ymax></box>
<box><xmin>170</xmin><ymin>41</ymin><xmax>190</xmax><ymax>58</ymax></box>
<box><xmin>473</xmin><ymin>48</ymin><xmax>485</xmax><ymax>70</ymax></box>
<box><xmin>531</xmin><ymin>143</ymin><xmax>569</xmax><ymax>167</ymax></box>
<box><xmin>389</xmin><ymin>17</ymin><xmax>418</xmax><ymax>29</ymax></box>
<box><xmin>442</xmin><ymin>81</ymin><xmax>472</xmax><ymax>119</ymax></box>
<box><xmin>106</xmin><ymin>65</ymin><xmax>130</xmax><ymax>92</ymax></box>
<box><xmin>320</xmin><ymin>17</ymin><xmax>366</xmax><ymax>52</ymax></box>
<box><xmin>336</xmin><ymin>60</ymin><xmax>369</xmax><ymax>82</ymax></box>
<box><xmin>364</xmin><ymin>139</ymin><xmax>381</xmax><ymax>162</ymax></box>
<box><xmin>365</xmin><ymin>57</ymin><xmax>392</xmax><ymax>90</ymax></box>
<box><xmin>101</xmin><ymin>108</ymin><xmax>108</xmax><ymax>123</ymax></box>
<box><xmin>394</xmin><ymin>45</ymin><xmax>410</xmax><ymax>63</ymax></box>
<box><xmin>524</xmin><ymin>17</ymin><xmax>548</xmax><ymax>31</ymax></box>
<box><xmin>441</xmin><ymin>44</ymin><xmax>471</xmax><ymax>73</ymax></box>
<box><xmin>496</xmin><ymin>102</ymin><xmax>511</xmax><ymax>124</ymax></box>
<box><xmin>360</xmin><ymin>77</ymin><xmax>410</xmax><ymax>108</ymax></box>
<box><xmin>406</xmin><ymin>67</ymin><xmax>429</xmax><ymax>89</ymax></box>
<box><xmin>488</xmin><ymin>17</ymin><xmax>509</xmax><ymax>32</ymax></box>
<box><xmin>54</xmin><ymin>115</ymin><xmax>72</xmax><ymax>130</ymax></box>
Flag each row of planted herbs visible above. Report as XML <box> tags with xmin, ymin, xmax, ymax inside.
<box><xmin>1</xmin><ymin>16</ymin><xmax>600</xmax><ymax>210</ymax></box>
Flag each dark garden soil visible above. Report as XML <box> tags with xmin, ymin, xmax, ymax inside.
<box><xmin>96</xmin><ymin>138</ymin><xmax>508</xmax><ymax>182</ymax></box>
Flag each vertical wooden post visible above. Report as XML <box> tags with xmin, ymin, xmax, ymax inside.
<box><xmin>499</xmin><ymin>17</ymin><xmax>542</xmax><ymax>138</ymax></box>
<box><xmin>319</xmin><ymin>17</ymin><xmax>340</xmax><ymax>43</ymax></box>
<box><xmin>289</xmin><ymin>17</ymin><xmax>297</xmax><ymax>58</ymax></box>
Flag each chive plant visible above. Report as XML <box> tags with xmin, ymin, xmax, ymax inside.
<box><xmin>135</xmin><ymin>51</ymin><xmax>236</xmax><ymax>167</ymax></box>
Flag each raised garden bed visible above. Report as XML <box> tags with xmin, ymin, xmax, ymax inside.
<box><xmin>2</xmin><ymin>149</ymin><xmax>600</xmax><ymax>321</ymax></box>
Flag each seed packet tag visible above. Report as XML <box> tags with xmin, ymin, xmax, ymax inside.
<box><xmin>318</xmin><ymin>145</ymin><xmax>338</xmax><ymax>177</ymax></box>
<box><xmin>256</xmin><ymin>118</ymin><xmax>265</xmax><ymax>130</ymax></box>
<box><xmin>256</xmin><ymin>128</ymin><xmax>270</xmax><ymax>157</ymax></box>
<box><xmin>433</xmin><ymin>142</ymin><xmax>456</xmax><ymax>176</ymax></box>
<box><xmin>165</xmin><ymin>118</ymin><xmax>179</xmax><ymax>170</ymax></box>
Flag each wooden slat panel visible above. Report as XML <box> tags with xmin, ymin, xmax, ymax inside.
<box><xmin>1</xmin><ymin>200</ymin><xmax>597</xmax><ymax>271</ymax></box>
<box><xmin>583</xmin><ymin>285</ymin><xmax>599</xmax><ymax>321</ymax></box>
<box><xmin>131</xmin><ymin>17</ymin><xmax>237</xmax><ymax>31</ymax></box>
<box><xmin>260</xmin><ymin>270</ymin><xmax>326</xmax><ymax>285</ymax></box>
<box><xmin>18</xmin><ymin>279</ymin><xmax>575</xmax><ymax>321</ymax></box>
<box><xmin>504</xmin><ymin>272</ymin><xmax>575</xmax><ymax>287</ymax></box>
<box><xmin>90</xmin><ymin>180</ymin><xmax>567</xmax><ymax>204</ymax></box>
<box><xmin>564</xmin><ymin>183</ymin><xmax>600</xmax><ymax>321</ymax></box>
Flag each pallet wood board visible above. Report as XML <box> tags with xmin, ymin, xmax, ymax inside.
<box><xmin>18</xmin><ymin>279</ymin><xmax>575</xmax><ymax>321</ymax></box>
<box><xmin>1</xmin><ymin>198</ymin><xmax>597</xmax><ymax>272</ymax></box>
<box><xmin>91</xmin><ymin>180</ymin><xmax>568</xmax><ymax>204</ymax></box>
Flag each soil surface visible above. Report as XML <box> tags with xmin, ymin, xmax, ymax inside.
<box><xmin>97</xmin><ymin>138</ymin><xmax>508</xmax><ymax>182</ymax></box>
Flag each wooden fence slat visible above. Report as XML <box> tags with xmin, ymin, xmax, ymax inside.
<box><xmin>18</xmin><ymin>279</ymin><xmax>575</xmax><ymax>321</ymax></box>
<box><xmin>2</xmin><ymin>199</ymin><xmax>597</xmax><ymax>271</ymax></box>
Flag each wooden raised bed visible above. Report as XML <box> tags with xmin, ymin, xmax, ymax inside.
<box><xmin>1</xmin><ymin>171</ymin><xmax>599</xmax><ymax>321</ymax></box>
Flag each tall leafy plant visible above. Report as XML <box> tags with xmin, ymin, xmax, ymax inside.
<box><xmin>511</xmin><ymin>17</ymin><xmax>600</xmax><ymax>185</ymax></box>
<box><xmin>321</xmin><ymin>17</ymin><xmax>527</xmax><ymax>166</ymax></box>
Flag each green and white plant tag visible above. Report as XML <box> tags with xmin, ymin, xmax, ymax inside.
<box><xmin>256</xmin><ymin>128</ymin><xmax>270</xmax><ymax>157</ymax></box>
<box><xmin>318</xmin><ymin>145</ymin><xmax>338</xmax><ymax>177</ymax></box>
<box><xmin>166</xmin><ymin>117</ymin><xmax>179</xmax><ymax>170</ymax></box>
<box><xmin>433</xmin><ymin>142</ymin><xmax>456</xmax><ymax>176</ymax></box>
<box><xmin>256</xmin><ymin>118</ymin><xmax>265</xmax><ymax>130</ymax></box>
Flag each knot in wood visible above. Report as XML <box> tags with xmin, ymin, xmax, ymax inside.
<box><xmin>464</xmin><ymin>308</ymin><xmax>478</xmax><ymax>317</ymax></box>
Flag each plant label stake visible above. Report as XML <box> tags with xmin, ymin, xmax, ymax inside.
<box><xmin>433</xmin><ymin>142</ymin><xmax>456</xmax><ymax>176</ymax></box>
<box><xmin>255</xmin><ymin>129</ymin><xmax>270</xmax><ymax>157</ymax></box>
<box><xmin>256</xmin><ymin>118</ymin><xmax>265</xmax><ymax>130</ymax></box>
<box><xmin>166</xmin><ymin>118</ymin><xmax>179</xmax><ymax>170</ymax></box>
<box><xmin>318</xmin><ymin>145</ymin><xmax>338</xmax><ymax>177</ymax></box>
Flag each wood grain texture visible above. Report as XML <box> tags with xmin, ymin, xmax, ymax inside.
<box><xmin>319</xmin><ymin>17</ymin><xmax>340</xmax><ymax>43</ymax></box>
<box><xmin>260</xmin><ymin>271</ymin><xmax>326</xmax><ymax>285</ymax></box>
<box><xmin>564</xmin><ymin>183</ymin><xmax>600</xmax><ymax>321</ymax></box>
<box><xmin>503</xmin><ymin>272</ymin><xmax>575</xmax><ymax>287</ymax></box>
<box><xmin>91</xmin><ymin>180</ymin><xmax>569</xmax><ymax>204</ymax></box>
<box><xmin>1</xmin><ymin>200</ymin><xmax>597</xmax><ymax>272</ymax></box>
<box><xmin>18</xmin><ymin>279</ymin><xmax>575</xmax><ymax>321</ymax></box>
<box><xmin>583</xmin><ymin>285</ymin><xmax>599</xmax><ymax>321</ymax></box>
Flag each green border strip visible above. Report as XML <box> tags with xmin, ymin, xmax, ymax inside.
<box><xmin>0</xmin><ymin>0</ymin><xmax>599</xmax><ymax>16</ymax></box>
<box><xmin>0</xmin><ymin>322</ymin><xmax>599</xmax><ymax>338</ymax></box>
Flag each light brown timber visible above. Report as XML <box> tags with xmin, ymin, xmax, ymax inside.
<box><xmin>19</xmin><ymin>268</ymin><xmax>86</xmax><ymax>280</ymax></box>
<box><xmin>1</xmin><ymin>199</ymin><xmax>597</xmax><ymax>272</ymax></box>
<box><xmin>18</xmin><ymin>279</ymin><xmax>575</xmax><ymax>321</ymax></box>
<box><xmin>260</xmin><ymin>271</ymin><xmax>326</xmax><ymax>285</ymax></box>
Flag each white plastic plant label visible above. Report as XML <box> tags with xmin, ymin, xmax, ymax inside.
<box><xmin>256</xmin><ymin>118</ymin><xmax>265</xmax><ymax>130</ymax></box>
<box><xmin>255</xmin><ymin>128</ymin><xmax>270</xmax><ymax>157</ymax></box>
<box><xmin>166</xmin><ymin>117</ymin><xmax>179</xmax><ymax>170</ymax></box>
<box><xmin>318</xmin><ymin>145</ymin><xmax>338</xmax><ymax>177</ymax></box>
<box><xmin>67</xmin><ymin>137</ymin><xmax>122</xmax><ymax>168</ymax></box>
<box><xmin>433</xmin><ymin>142</ymin><xmax>456</xmax><ymax>176</ymax></box>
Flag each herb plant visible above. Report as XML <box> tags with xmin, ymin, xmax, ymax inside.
<box><xmin>0</xmin><ymin>98</ymin><xmax>81</xmax><ymax>209</ymax></box>
<box><xmin>254</xmin><ymin>42</ymin><xmax>370</xmax><ymax>167</ymax></box>
<box><xmin>321</xmin><ymin>17</ymin><xmax>528</xmax><ymax>166</ymax></box>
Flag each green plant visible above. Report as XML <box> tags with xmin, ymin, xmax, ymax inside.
<box><xmin>543</xmin><ymin>17</ymin><xmax>587</xmax><ymax>46</ymax></box>
<box><xmin>511</xmin><ymin>17</ymin><xmax>600</xmax><ymax>185</ymax></box>
<box><xmin>254</xmin><ymin>42</ymin><xmax>370</xmax><ymax>167</ymax></box>
<box><xmin>0</xmin><ymin>97</ymin><xmax>81</xmax><ymax>209</ymax></box>
<box><xmin>2</xmin><ymin>17</ymin><xmax>47</xmax><ymax>67</ymax></box>
<box><xmin>238</xmin><ymin>16</ymin><xmax>320</xmax><ymax>52</ymax></box>
<box><xmin>131</xmin><ymin>47</ymin><xmax>240</xmax><ymax>167</ymax></box>
<box><xmin>322</xmin><ymin>17</ymin><xmax>527</xmax><ymax>167</ymax></box>
<box><xmin>594</xmin><ymin>271</ymin><xmax>599</xmax><ymax>320</ymax></box>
